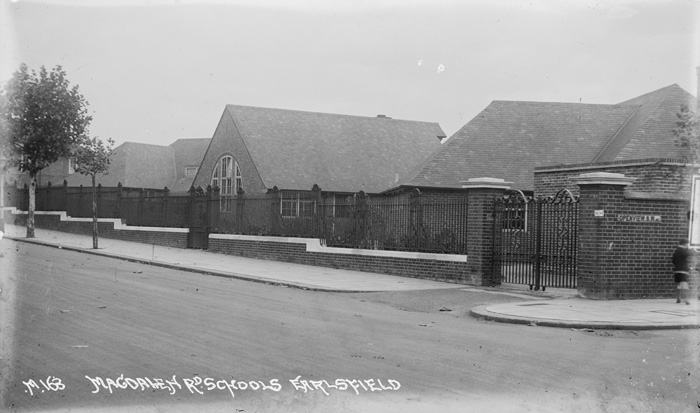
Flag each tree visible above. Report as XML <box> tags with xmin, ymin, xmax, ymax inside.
<box><xmin>673</xmin><ymin>104</ymin><xmax>700</xmax><ymax>165</ymax></box>
<box><xmin>74</xmin><ymin>137</ymin><xmax>113</xmax><ymax>249</ymax></box>
<box><xmin>0</xmin><ymin>64</ymin><xmax>92</xmax><ymax>238</ymax></box>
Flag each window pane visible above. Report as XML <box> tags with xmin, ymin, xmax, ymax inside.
<box><xmin>234</xmin><ymin>162</ymin><xmax>242</xmax><ymax>194</ymax></box>
<box><xmin>281</xmin><ymin>199</ymin><xmax>296</xmax><ymax>217</ymax></box>
<box><xmin>222</xmin><ymin>178</ymin><xmax>232</xmax><ymax>195</ymax></box>
<box><xmin>224</xmin><ymin>157</ymin><xmax>232</xmax><ymax>178</ymax></box>
<box><xmin>299</xmin><ymin>200</ymin><xmax>315</xmax><ymax>217</ymax></box>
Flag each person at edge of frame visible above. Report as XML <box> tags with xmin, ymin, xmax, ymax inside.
<box><xmin>672</xmin><ymin>238</ymin><xmax>697</xmax><ymax>305</ymax></box>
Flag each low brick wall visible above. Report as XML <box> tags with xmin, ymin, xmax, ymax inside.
<box><xmin>4</xmin><ymin>209</ymin><xmax>473</xmax><ymax>285</ymax></box>
<box><xmin>209</xmin><ymin>234</ymin><xmax>472</xmax><ymax>285</ymax></box>
<box><xmin>576</xmin><ymin>175</ymin><xmax>692</xmax><ymax>299</ymax></box>
<box><xmin>7</xmin><ymin>209</ymin><xmax>188</xmax><ymax>248</ymax></box>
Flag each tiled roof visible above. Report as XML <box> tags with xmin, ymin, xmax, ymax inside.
<box><xmin>399</xmin><ymin>84</ymin><xmax>695</xmax><ymax>191</ymax></box>
<box><xmin>63</xmin><ymin>142</ymin><xmax>176</xmax><ymax>189</ymax></box>
<box><xmin>225</xmin><ymin>105</ymin><xmax>445</xmax><ymax>193</ymax></box>
<box><xmin>593</xmin><ymin>84</ymin><xmax>694</xmax><ymax>162</ymax></box>
<box><xmin>121</xmin><ymin>143</ymin><xmax>176</xmax><ymax>188</ymax></box>
<box><xmin>399</xmin><ymin>101</ymin><xmax>636</xmax><ymax>190</ymax></box>
<box><xmin>170</xmin><ymin>138</ymin><xmax>210</xmax><ymax>192</ymax></box>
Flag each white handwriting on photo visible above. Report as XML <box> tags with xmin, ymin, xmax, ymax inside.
<box><xmin>24</xmin><ymin>375</ymin><xmax>401</xmax><ymax>398</ymax></box>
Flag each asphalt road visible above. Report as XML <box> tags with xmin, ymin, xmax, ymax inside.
<box><xmin>0</xmin><ymin>241</ymin><xmax>698</xmax><ymax>413</ymax></box>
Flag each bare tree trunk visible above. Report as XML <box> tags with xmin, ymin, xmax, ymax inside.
<box><xmin>92</xmin><ymin>174</ymin><xmax>98</xmax><ymax>249</ymax></box>
<box><xmin>27</xmin><ymin>176</ymin><xmax>36</xmax><ymax>238</ymax></box>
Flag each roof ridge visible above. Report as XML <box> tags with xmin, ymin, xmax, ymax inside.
<box><xmin>617</xmin><ymin>84</ymin><xmax>682</xmax><ymax>105</ymax></box>
<box><xmin>489</xmin><ymin>100</ymin><xmax>631</xmax><ymax>107</ymax></box>
<box><xmin>592</xmin><ymin>86</ymin><xmax>674</xmax><ymax>162</ymax></box>
<box><xmin>121</xmin><ymin>141</ymin><xmax>170</xmax><ymax>149</ymax></box>
<box><xmin>224</xmin><ymin>104</ymin><xmax>440</xmax><ymax>125</ymax></box>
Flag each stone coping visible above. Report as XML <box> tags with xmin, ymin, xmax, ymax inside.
<box><xmin>210</xmin><ymin>233</ymin><xmax>468</xmax><ymax>262</ymax></box>
<box><xmin>4</xmin><ymin>208</ymin><xmax>188</xmax><ymax>233</ymax></box>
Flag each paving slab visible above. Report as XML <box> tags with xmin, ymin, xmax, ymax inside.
<box><xmin>471</xmin><ymin>298</ymin><xmax>700</xmax><ymax>330</ymax></box>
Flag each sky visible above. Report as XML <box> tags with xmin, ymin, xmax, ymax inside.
<box><xmin>1</xmin><ymin>0</ymin><xmax>699</xmax><ymax>147</ymax></box>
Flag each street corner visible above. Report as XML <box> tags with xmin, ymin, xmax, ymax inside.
<box><xmin>470</xmin><ymin>298</ymin><xmax>700</xmax><ymax>330</ymax></box>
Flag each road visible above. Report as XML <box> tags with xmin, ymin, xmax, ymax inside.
<box><xmin>0</xmin><ymin>241</ymin><xmax>698</xmax><ymax>412</ymax></box>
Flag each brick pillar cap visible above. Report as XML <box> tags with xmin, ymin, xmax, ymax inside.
<box><xmin>573</xmin><ymin>172</ymin><xmax>636</xmax><ymax>187</ymax></box>
<box><xmin>460</xmin><ymin>177</ymin><xmax>513</xmax><ymax>190</ymax></box>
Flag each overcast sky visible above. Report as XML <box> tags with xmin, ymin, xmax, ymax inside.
<box><xmin>1</xmin><ymin>0</ymin><xmax>699</xmax><ymax>147</ymax></box>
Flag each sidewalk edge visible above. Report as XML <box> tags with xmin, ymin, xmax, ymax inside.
<box><xmin>5</xmin><ymin>236</ymin><xmax>377</xmax><ymax>294</ymax></box>
<box><xmin>470</xmin><ymin>305</ymin><xmax>700</xmax><ymax>330</ymax></box>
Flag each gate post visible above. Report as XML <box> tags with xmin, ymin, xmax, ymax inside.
<box><xmin>187</xmin><ymin>185</ymin><xmax>196</xmax><ymax>248</ymax></box>
<box><xmin>44</xmin><ymin>181</ymin><xmax>51</xmax><ymax>211</ymax></box>
<box><xmin>269</xmin><ymin>186</ymin><xmax>280</xmax><ymax>235</ymax></box>
<box><xmin>138</xmin><ymin>188</ymin><xmax>145</xmax><ymax>226</ymax></box>
<box><xmin>355</xmin><ymin>191</ymin><xmax>368</xmax><ymax>248</ymax></box>
<box><xmin>210</xmin><ymin>185</ymin><xmax>220</xmax><ymax>233</ymax></box>
<box><xmin>235</xmin><ymin>186</ymin><xmax>245</xmax><ymax>233</ymax></box>
<box><xmin>97</xmin><ymin>183</ymin><xmax>103</xmax><ymax>217</ymax></box>
<box><xmin>116</xmin><ymin>183</ymin><xmax>122</xmax><ymax>218</ymax></box>
<box><xmin>162</xmin><ymin>186</ymin><xmax>169</xmax><ymax>226</ymax></box>
<box><xmin>78</xmin><ymin>185</ymin><xmax>84</xmax><ymax>217</ymax></box>
<box><xmin>312</xmin><ymin>184</ymin><xmax>323</xmax><ymax>239</ymax></box>
<box><xmin>574</xmin><ymin>172</ymin><xmax>637</xmax><ymax>299</ymax></box>
<box><xmin>462</xmin><ymin>177</ymin><xmax>512</xmax><ymax>286</ymax></box>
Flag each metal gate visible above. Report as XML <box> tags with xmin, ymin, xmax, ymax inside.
<box><xmin>493</xmin><ymin>189</ymin><xmax>579</xmax><ymax>289</ymax></box>
<box><xmin>187</xmin><ymin>185</ymin><xmax>219</xmax><ymax>249</ymax></box>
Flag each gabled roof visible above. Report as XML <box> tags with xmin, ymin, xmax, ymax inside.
<box><xmin>399</xmin><ymin>84</ymin><xmax>695</xmax><ymax>191</ymax></box>
<box><xmin>593</xmin><ymin>84</ymin><xmax>695</xmax><ymax>162</ymax></box>
<box><xmin>169</xmin><ymin>138</ymin><xmax>210</xmax><ymax>192</ymax></box>
<box><xmin>399</xmin><ymin>101</ymin><xmax>636</xmax><ymax>190</ymax></box>
<box><xmin>225</xmin><ymin>105</ymin><xmax>445</xmax><ymax>193</ymax></box>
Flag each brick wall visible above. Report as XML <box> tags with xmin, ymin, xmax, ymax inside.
<box><xmin>535</xmin><ymin>159</ymin><xmax>691</xmax><ymax>198</ymax></box>
<box><xmin>9</xmin><ymin>211</ymin><xmax>188</xmax><ymax>248</ymax></box>
<box><xmin>576</xmin><ymin>174</ymin><xmax>691</xmax><ymax>299</ymax></box>
<box><xmin>209</xmin><ymin>235</ymin><xmax>472</xmax><ymax>284</ymax></box>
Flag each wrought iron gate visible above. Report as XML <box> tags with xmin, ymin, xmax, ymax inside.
<box><xmin>187</xmin><ymin>185</ymin><xmax>219</xmax><ymax>249</ymax></box>
<box><xmin>493</xmin><ymin>189</ymin><xmax>579</xmax><ymax>289</ymax></box>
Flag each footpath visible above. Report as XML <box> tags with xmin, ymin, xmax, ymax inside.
<box><xmin>2</xmin><ymin>224</ymin><xmax>699</xmax><ymax>330</ymax></box>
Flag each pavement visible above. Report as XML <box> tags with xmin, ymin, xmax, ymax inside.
<box><xmin>2</xmin><ymin>224</ymin><xmax>700</xmax><ymax>330</ymax></box>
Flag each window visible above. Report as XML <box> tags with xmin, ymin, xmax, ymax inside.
<box><xmin>333</xmin><ymin>194</ymin><xmax>352</xmax><ymax>218</ymax></box>
<box><xmin>68</xmin><ymin>157</ymin><xmax>77</xmax><ymax>174</ymax></box>
<box><xmin>281</xmin><ymin>192</ymin><xmax>316</xmax><ymax>218</ymax></box>
<box><xmin>211</xmin><ymin>156</ymin><xmax>242</xmax><ymax>212</ymax></box>
<box><xmin>185</xmin><ymin>167</ymin><xmax>198</xmax><ymax>176</ymax></box>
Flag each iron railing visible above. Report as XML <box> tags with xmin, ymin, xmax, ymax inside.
<box><xmin>14</xmin><ymin>181</ymin><xmax>470</xmax><ymax>255</ymax></box>
<box><xmin>215</xmin><ymin>187</ymin><xmax>469</xmax><ymax>254</ymax></box>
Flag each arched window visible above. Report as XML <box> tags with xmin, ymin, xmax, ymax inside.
<box><xmin>211</xmin><ymin>155</ymin><xmax>242</xmax><ymax>211</ymax></box>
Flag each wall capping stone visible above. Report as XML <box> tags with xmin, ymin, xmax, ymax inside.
<box><xmin>460</xmin><ymin>177</ymin><xmax>513</xmax><ymax>190</ymax></box>
<box><xmin>6</xmin><ymin>208</ymin><xmax>188</xmax><ymax>233</ymax></box>
<box><xmin>573</xmin><ymin>172</ymin><xmax>637</xmax><ymax>187</ymax></box>
<box><xmin>624</xmin><ymin>191</ymin><xmax>689</xmax><ymax>201</ymax></box>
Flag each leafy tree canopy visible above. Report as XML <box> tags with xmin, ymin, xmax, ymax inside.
<box><xmin>673</xmin><ymin>104</ymin><xmax>700</xmax><ymax>164</ymax></box>
<box><xmin>74</xmin><ymin>136</ymin><xmax>114</xmax><ymax>178</ymax></box>
<box><xmin>0</xmin><ymin>64</ymin><xmax>92</xmax><ymax>177</ymax></box>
